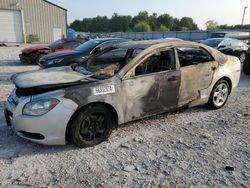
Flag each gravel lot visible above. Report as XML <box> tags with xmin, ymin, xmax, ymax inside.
<box><xmin>0</xmin><ymin>45</ymin><xmax>249</xmax><ymax>188</ymax></box>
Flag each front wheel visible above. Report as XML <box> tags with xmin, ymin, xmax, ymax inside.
<box><xmin>69</xmin><ymin>105</ymin><xmax>114</xmax><ymax>148</ymax></box>
<box><xmin>207</xmin><ymin>80</ymin><xmax>230</xmax><ymax>109</ymax></box>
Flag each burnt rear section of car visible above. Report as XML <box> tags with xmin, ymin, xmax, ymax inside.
<box><xmin>178</xmin><ymin>61</ymin><xmax>218</xmax><ymax>106</ymax></box>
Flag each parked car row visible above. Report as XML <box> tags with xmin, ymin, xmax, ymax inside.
<box><xmin>6</xmin><ymin>38</ymin><xmax>241</xmax><ymax>148</ymax></box>
<box><xmin>20</xmin><ymin>37</ymin><xmax>250</xmax><ymax>75</ymax></box>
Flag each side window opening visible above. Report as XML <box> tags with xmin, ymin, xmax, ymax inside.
<box><xmin>177</xmin><ymin>47</ymin><xmax>213</xmax><ymax>67</ymax></box>
<box><xmin>134</xmin><ymin>49</ymin><xmax>175</xmax><ymax>76</ymax></box>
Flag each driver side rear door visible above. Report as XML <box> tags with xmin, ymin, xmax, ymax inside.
<box><xmin>176</xmin><ymin>46</ymin><xmax>218</xmax><ymax>106</ymax></box>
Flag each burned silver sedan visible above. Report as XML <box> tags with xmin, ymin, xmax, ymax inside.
<box><xmin>5</xmin><ymin>40</ymin><xmax>241</xmax><ymax>147</ymax></box>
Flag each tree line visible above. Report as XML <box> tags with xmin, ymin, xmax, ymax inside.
<box><xmin>205</xmin><ymin>20</ymin><xmax>250</xmax><ymax>30</ymax></box>
<box><xmin>69</xmin><ymin>11</ymin><xmax>199</xmax><ymax>32</ymax></box>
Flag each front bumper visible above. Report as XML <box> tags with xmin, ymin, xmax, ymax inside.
<box><xmin>6</xmin><ymin>91</ymin><xmax>78</xmax><ymax>145</ymax></box>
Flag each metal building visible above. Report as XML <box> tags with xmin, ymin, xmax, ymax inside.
<box><xmin>0</xmin><ymin>0</ymin><xmax>67</xmax><ymax>43</ymax></box>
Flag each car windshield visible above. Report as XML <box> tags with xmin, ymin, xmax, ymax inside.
<box><xmin>75</xmin><ymin>47</ymin><xmax>138</xmax><ymax>79</ymax></box>
<box><xmin>49</xmin><ymin>39</ymin><xmax>63</xmax><ymax>48</ymax></box>
<box><xmin>202</xmin><ymin>39</ymin><xmax>223</xmax><ymax>47</ymax></box>
<box><xmin>74</xmin><ymin>40</ymin><xmax>102</xmax><ymax>52</ymax></box>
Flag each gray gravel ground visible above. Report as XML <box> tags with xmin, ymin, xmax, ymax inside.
<box><xmin>0</xmin><ymin>45</ymin><xmax>249</xmax><ymax>188</ymax></box>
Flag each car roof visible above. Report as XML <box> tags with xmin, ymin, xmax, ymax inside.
<box><xmin>93</xmin><ymin>38</ymin><xmax>126</xmax><ymax>42</ymax></box>
<box><xmin>64</xmin><ymin>38</ymin><xmax>86</xmax><ymax>42</ymax></box>
<box><xmin>114</xmin><ymin>38</ymin><xmax>183</xmax><ymax>49</ymax></box>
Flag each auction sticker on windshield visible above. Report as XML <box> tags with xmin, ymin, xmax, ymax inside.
<box><xmin>93</xmin><ymin>85</ymin><xmax>115</xmax><ymax>95</ymax></box>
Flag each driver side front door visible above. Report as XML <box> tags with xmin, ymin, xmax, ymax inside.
<box><xmin>121</xmin><ymin>48</ymin><xmax>181</xmax><ymax>122</ymax></box>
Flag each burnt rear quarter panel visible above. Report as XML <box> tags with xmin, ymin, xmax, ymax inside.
<box><xmin>178</xmin><ymin>61</ymin><xmax>218</xmax><ymax>107</ymax></box>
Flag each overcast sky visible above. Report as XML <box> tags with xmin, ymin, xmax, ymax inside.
<box><xmin>49</xmin><ymin>0</ymin><xmax>250</xmax><ymax>29</ymax></box>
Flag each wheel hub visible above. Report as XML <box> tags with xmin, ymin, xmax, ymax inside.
<box><xmin>80</xmin><ymin>114</ymin><xmax>106</xmax><ymax>141</ymax></box>
<box><xmin>213</xmin><ymin>83</ymin><xmax>228</xmax><ymax>107</ymax></box>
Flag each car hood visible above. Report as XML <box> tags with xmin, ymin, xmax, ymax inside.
<box><xmin>12</xmin><ymin>66</ymin><xmax>92</xmax><ymax>90</ymax></box>
<box><xmin>22</xmin><ymin>45</ymin><xmax>50</xmax><ymax>54</ymax></box>
<box><xmin>42</xmin><ymin>50</ymin><xmax>82</xmax><ymax>60</ymax></box>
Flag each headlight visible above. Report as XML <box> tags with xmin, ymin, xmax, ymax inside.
<box><xmin>23</xmin><ymin>99</ymin><xmax>60</xmax><ymax>116</ymax></box>
<box><xmin>47</xmin><ymin>58</ymin><xmax>64</xmax><ymax>65</ymax></box>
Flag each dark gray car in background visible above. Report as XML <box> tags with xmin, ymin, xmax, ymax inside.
<box><xmin>38</xmin><ymin>38</ymin><xmax>128</xmax><ymax>68</ymax></box>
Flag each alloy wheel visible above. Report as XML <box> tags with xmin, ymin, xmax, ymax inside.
<box><xmin>212</xmin><ymin>83</ymin><xmax>229</xmax><ymax>107</ymax></box>
<box><xmin>79</xmin><ymin>113</ymin><xmax>107</xmax><ymax>142</ymax></box>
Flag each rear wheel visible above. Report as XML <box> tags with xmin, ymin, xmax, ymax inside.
<box><xmin>243</xmin><ymin>61</ymin><xmax>250</xmax><ymax>75</ymax></box>
<box><xmin>69</xmin><ymin>105</ymin><xmax>114</xmax><ymax>148</ymax></box>
<box><xmin>207</xmin><ymin>80</ymin><xmax>230</xmax><ymax>109</ymax></box>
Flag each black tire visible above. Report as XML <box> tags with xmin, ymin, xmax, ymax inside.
<box><xmin>243</xmin><ymin>61</ymin><xmax>250</xmax><ymax>75</ymax></box>
<box><xmin>69</xmin><ymin>105</ymin><xmax>114</xmax><ymax>148</ymax></box>
<box><xmin>207</xmin><ymin>80</ymin><xmax>230</xmax><ymax>109</ymax></box>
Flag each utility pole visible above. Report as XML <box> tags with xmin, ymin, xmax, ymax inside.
<box><xmin>242</xmin><ymin>6</ymin><xmax>248</xmax><ymax>25</ymax></box>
